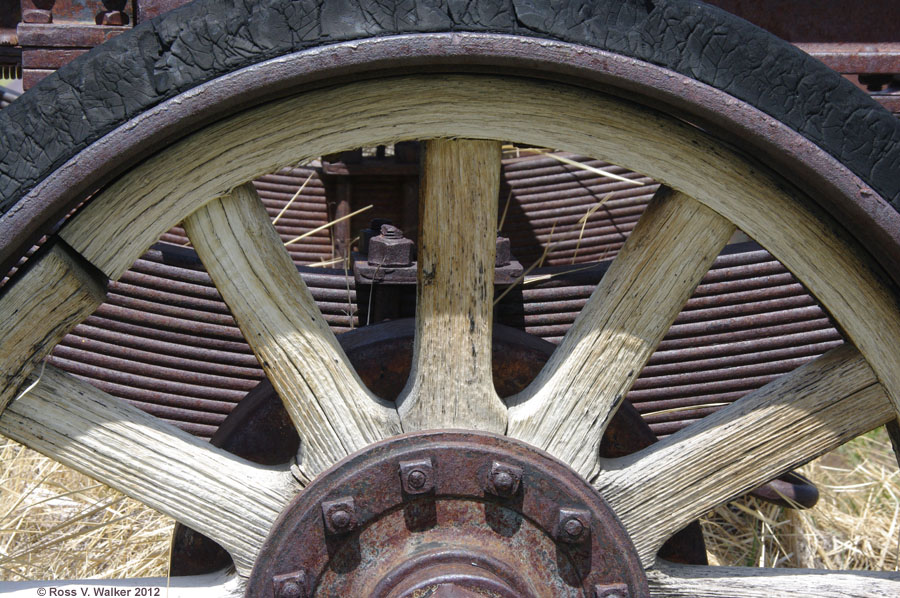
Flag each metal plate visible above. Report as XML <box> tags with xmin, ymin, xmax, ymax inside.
<box><xmin>245</xmin><ymin>430</ymin><xmax>650</xmax><ymax>598</ymax></box>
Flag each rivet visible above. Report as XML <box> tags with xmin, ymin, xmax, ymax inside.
<box><xmin>273</xmin><ymin>570</ymin><xmax>309</xmax><ymax>598</ymax></box>
<box><xmin>593</xmin><ymin>582</ymin><xmax>630</xmax><ymax>598</ymax></box>
<box><xmin>556</xmin><ymin>507</ymin><xmax>591</xmax><ymax>544</ymax></box>
<box><xmin>564</xmin><ymin>518</ymin><xmax>584</xmax><ymax>537</ymax></box>
<box><xmin>321</xmin><ymin>497</ymin><xmax>357</xmax><ymax>535</ymax></box>
<box><xmin>407</xmin><ymin>469</ymin><xmax>427</xmax><ymax>489</ymax></box>
<box><xmin>486</xmin><ymin>461</ymin><xmax>523</xmax><ymax>497</ymax></box>
<box><xmin>399</xmin><ymin>458</ymin><xmax>434</xmax><ymax>494</ymax></box>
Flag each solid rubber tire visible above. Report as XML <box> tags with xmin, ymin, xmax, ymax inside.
<box><xmin>0</xmin><ymin>0</ymin><xmax>898</xmax><ymax>249</ymax></box>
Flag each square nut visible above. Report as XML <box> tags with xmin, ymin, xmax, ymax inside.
<box><xmin>487</xmin><ymin>461</ymin><xmax>523</xmax><ymax>497</ymax></box>
<box><xmin>321</xmin><ymin>496</ymin><xmax>357</xmax><ymax>535</ymax></box>
<box><xmin>273</xmin><ymin>570</ymin><xmax>309</xmax><ymax>598</ymax></box>
<box><xmin>555</xmin><ymin>507</ymin><xmax>592</xmax><ymax>544</ymax></box>
<box><xmin>368</xmin><ymin>233</ymin><xmax>416</xmax><ymax>267</ymax></box>
<box><xmin>594</xmin><ymin>582</ymin><xmax>630</xmax><ymax>598</ymax></box>
<box><xmin>399</xmin><ymin>458</ymin><xmax>434</xmax><ymax>494</ymax></box>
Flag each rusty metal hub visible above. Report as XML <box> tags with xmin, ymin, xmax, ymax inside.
<box><xmin>245</xmin><ymin>430</ymin><xmax>649</xmax><ymax>598</ymax></box>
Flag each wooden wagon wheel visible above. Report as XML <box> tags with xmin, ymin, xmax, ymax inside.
<box><xmin>1</xmin><ymin>1</ymin><xmax>899</xmax><ymax>596</ymax></box>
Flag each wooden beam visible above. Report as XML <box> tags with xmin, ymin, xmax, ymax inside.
<box><xmin>0</xmin><ymin>365</ymin><xmax>296</xmax><ymax>577</ymax></box>
<box><xmin>0</xmin><ymin>240</ymin><xmax>106</xmax><ymax>415</ymax></box>
<box><xmin>183</xmin><ymin>183</ymin><xmax>400</xmax><ymax>476</ymax></box>
<box><xmin>397</xmin><ymin>139</ymin><xmax>506</xmax><ymax>434</ymax></box>
<box><xmin>596</xmin><ymin>345</ymin><xmax>895</xmax><ymax>566</ymax></box>
<box><xmin>647</xmin><ymin>560</ymin><xmax>900</xmax><ymax>598</ymax></box>
<box><xmin>508</xmin><ymin>188</ymin><xmax>733</xmax><ymax>478</ymax></box>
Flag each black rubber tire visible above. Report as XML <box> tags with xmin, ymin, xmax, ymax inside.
<box><xmin>1</xmin><ymin>0</ymin><xmax>898</xmax><ymax>253</ymax></box>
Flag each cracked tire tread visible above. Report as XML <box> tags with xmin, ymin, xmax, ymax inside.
<box><xmin>1</xmin><ymin>0</ymin><xmax>898</xmax><ymax>229</ymax></box>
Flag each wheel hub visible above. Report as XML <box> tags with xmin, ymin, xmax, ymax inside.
<box><xmin>245</xmin><ymin>430</ymin><xmax>650</xmax><ymax>598</ymax></box>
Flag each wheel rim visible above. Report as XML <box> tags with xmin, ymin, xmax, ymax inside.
<box><xmin>2</xmin><ymin>64</ymin><xmax>900</xmax><ymax>598</ymax></box>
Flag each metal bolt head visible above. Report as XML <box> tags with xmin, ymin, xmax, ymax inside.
<box><xmin>594</xmin><ymin>582</ymin><xmax>630</xmax><ymax>598</ymax></box>
<box><xmin>321</xmin><ymin>497</ymin><xmax>357</xmax><ymax>535</ymax></box>
<box><xmin>556</xmin><ymin>507</ymin><xmax>591</xmax><ymax>543</ymax></box>
<box><xmin>399</xmin><ymin>458</ymin><xmax>434</xmax><ymax>494</ymax></box>
<box><xmin>273</xmin><ymin>570</ymin><xmax>309</xmax><ymax>598</ymax></box>
<box><xmin>361</xmin><ymin>218</ymin><xmax>393</xmax><ymax>254</ymax></box>
<box><xmin>380</xmin><ymin>224</ymin><xmax>403</xmax><ymax>239</ymax></box>
<box><xmin>487</xmin><ymin>461</ymin><xmax>522</xmax><ymax>497</ymax></box>
<box><xmin>564</xmin><ymin>518</ymin><xmax>584</xmax><ymax>536</ymax></box>
<box><xmin>368</xmin><ymin>230</ymin><xmax>416</xmax><ymax>267</ymax></box>
<box><xmin>407</xmin><ymin>469</ymin><xmax>427</xmax><ymax>489</ymax></box>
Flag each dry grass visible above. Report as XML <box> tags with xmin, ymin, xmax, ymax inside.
<box><xmin>702</xmin><ymin>427</ymin><xmax>900</xmax><ymax>571</ymax></box>
<box><xmin>1</xmin><ymin>426</ymin><xmax>897</xmax><ymax>581</ymax></box>
<box><xmin>0</xmin><ymin>438</ymin><xmax>173</xmax><ymax>581</ymax></box>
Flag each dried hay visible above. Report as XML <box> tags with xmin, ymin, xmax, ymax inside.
<box><xmin>0</xmin><ymin>438</ymin><xmax>172</xmax><ymax>581</ymax></box>
<box><xmin>702</xmin><ymin>427</ymin><xmax>900</xmax><ymax>571</ymax></box>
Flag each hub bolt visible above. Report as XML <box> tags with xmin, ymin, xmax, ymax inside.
<box><xmin>273</xmin><ymin>570</ymin><xmax>309</xmax><ymax>598</ymax></box>
<box><xmin>594</xmin><ymin>582</ymin><xmax>630</xmax><ymax>598</ymax></box>
<box><xmin>407</xmin><ymin>469</ymin><xmax>427</xmax><ymax>489</ymax></box>
<box><xmin>368</xmin><ymin>225</ymin><xmax>416</xmax><ymax>267</ymax></box>
<box><xmin>494</xmin><ymin>471</ymin><xmax>514</xmax><ymax>492</ymax></box>
<box><xmin>330</xmin><ymin>508</ymin><xmax>352</xmax><ymax>529</ymax></box>
<box><xmin>487</xmin><ymin>461</ymin><xmax>523</xmax><ymax>497</ymax></box>
<box><xmin>399</xmin><ymin>458</ymin><xmax>435</xmax><ymax>494</ymax></box>
<box><xmin>321</xmin><ymin>497</ymin><xmax>357</xmax><ymax>535</ymax></box>
<box><xmin>556</xmin><ymin>507</ymin><xmax>591</xmax><ymax>544</ymax></box>
<box><xmin>564</xmin><ymin>518</ymin><xmax>584</xmax><ymax>536</ymax></box>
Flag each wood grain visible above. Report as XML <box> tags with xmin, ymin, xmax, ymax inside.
<box><xmin>648</xmin><ymin>561</ymin><xmax>900</xmax><ymax>598</ymax></box>
<box><xmin>183</xmin><ymin>183</ymin><xmax>400</xmax><ymax>475</ymax></box>
<box><xmin>397</xmin><ymin>139</ymin><xmax>506</xmax><ymax>434</ymax></box>
<box><xmin>57</xmin><ymin>76</ymin><xmax>900</xmax><ymax>428</ymax></box>
<box><xmin>0</xmin><ymin>365</ymin><xmax>297</xmax><ymax>576</ymax></box>
<box><xmin>0</xmin><ymin>571</ymin><xmax>244</xmax><ymax>598</ymax></box>
<box><xmin>508</xmin><ymin>188</ymin><xmax>733</xmax><ymax>478</ymax></box>
<box><xmin>0</xmin><ymin>240</ymin><xmax>106</xmax><ymax>415</ymax></box>
<box><xmin>595</xmin><ymin>345</ymin><xmax>895</xmax><ymax>566</ymax></box>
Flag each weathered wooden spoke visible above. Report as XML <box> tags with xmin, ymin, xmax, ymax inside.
<box><xmin>183</xmin><ymin>183</ymin><xmax>401</xmax><ymax>475</ymax></box>
<box><xmin>507</xmin><ymin>188</ymin><xmax>734</xmax><ymax>478</ymax></box>
<box><xmin>397</xmin><ymin>138</ymin><xmax>506</xmax><ymax>434</ymax></box>
<box><xmin>596</xmin><ymin>344</ymin><xmax>896</xmax><ymax>566</ymax></box>
<box><xmin>0</xmin><ymin>366</ymin><xmax>296</xmax><ymax>577</ymax></box>
<box><xmin>647</xmin><ymin>561</ymin><xmax>900</xmax><ymax>598</ymax></box>
<box><xmin>0</xmin><ymin>241</ymin><xmax>106</xmax><ymax>415</ymax></box>
<box><xmin>0</xmin><ymin>571</ymin><xmax>243</xmax><ymax>598</ymax></box>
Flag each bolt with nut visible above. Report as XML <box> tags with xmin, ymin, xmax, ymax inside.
<box><xmin>321</xmin><ymin>497</ymin><xmax>357</xmax><ymax>535</ymax></box>
<box><xmin>487</xmin><ymin>461</ymin><xmax>523</xmax><ymax>497</ymax></box>
<box><xmin>594</xmin><ymin>582</ymin><xmax>630</xmax><ymax>598</ymax></box>
<box><xmin>273</xmin><ymin>570</ymin><xmax>309</xmax><ymax>598</ymax></box>
<box><xmin>556</xmin><ymin>507</ymin><xmax>591</xmax><ymax>544</ymax></box>
<box><xmin>399</xmin><ymin>458</ymin><xmax>435</xmax><ymax>495</ymax></box>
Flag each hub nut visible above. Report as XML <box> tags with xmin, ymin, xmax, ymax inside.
<box><xmin>556</xmin><ymin>507</ymin><xmax>591</xmax><ymax>544</ymax></box>
<box><xmin>368</xmin><ymin>224</ymin><xmax>416</xmax><ymax>267</ymax></box>
<box><xmin>594</xmin><ymin>582</ymin><xmax>630</xmax><ymax>598</ymax></box>
<box><xmin>399</xmin><ymin>458</ymin><xmax>435</xmax><ymax>494</ymax></box>
<box><xmin>321</xmin><ymin>497</ymin><xmax>357</xmax><ymax>535</ymax></box>
<box><xmin>273</xmin><ymin>570</ymin><xmax>309</xmax><ymax>598</ymax></box>
<box><xmin>487</xmin><ymin>461</ymin><xmax>523</xmax><ymax>497</ymax></box>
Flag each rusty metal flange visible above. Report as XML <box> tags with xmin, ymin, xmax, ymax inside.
<box><xmin>245</xmin><ymin>430</ymin><xmax>650</xmax><ymax>598</ymax></box>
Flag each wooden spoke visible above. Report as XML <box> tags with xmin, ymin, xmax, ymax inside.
<box><xmin>0</xmin><ymin>366</ymin><xmax>296</xmax><ymax>576</ymax></box>
<box><xmin>647</xmin><ymin>561</ymin><xmax>900</xmax><ymax>598</ymax></box>
<box><xmin>0</xmin><ymin>571</ymin><xmax>243</xmax><ymax>598</ymax></box>
<box><xmin>397</xmin><ymin>139</ymin><xmax>506</xmax><ymax>433</ymax></box>
<box><xmin>595</xmin><ymin>345</ymin><xmax>895</xmax><ymax>566</ymax></box>
<box><xmin>0</xmin><ymin>241</ymin><xmax>106</xmax><ymax>414</ymax></box>
<box><xmin>183</xmin><ymin>183</ymin><xmax>401</xmax><ymax>475</ymax></box>
<box><xmin>507</xmin><ymin>188</ymin><xmax>734</xmax><ymax>478</ymax></box>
